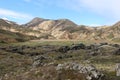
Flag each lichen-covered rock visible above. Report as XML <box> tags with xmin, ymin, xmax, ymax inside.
<box><xmin>56</xmin><ymin>62</ymin><xmax>105</xmax><ymax>80</ymax></box>
<box><xmin>116</xmin><ymin>63</ymin><xmax>120</xmax><ymax>76</ymax></box>
<box><xmin>32</xmin><ymin>55</ymin><xmax>48</xmax><ymax>68</ymax></box>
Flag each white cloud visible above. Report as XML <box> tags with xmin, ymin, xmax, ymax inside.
<box><xmin>0</xmin><ymin>8</ymin><xmax>33</xmax><ymax>20</ymax></box>
<box><xmin>2</xmin><ymin>17</ymin><xmax>8</xmax><ymax>20</ymax></box>
<box><xmin>80</xmin><ymin>0</ymin><xmax>120</xmax><ymax>19</ymax></box>
<box><xmin>55</xmin><ymin>0</ymin><xmax>120</xmax><ymax>19</ymax></box>
<box><xmin>23</xmin><ymin>0</ymin><xmax>120</xmax><ymax>21</ymax></box>
<box><xmin>89</xmin><ymin>24</ymin><xmax>102</xmax><ymax>27</ymax></box>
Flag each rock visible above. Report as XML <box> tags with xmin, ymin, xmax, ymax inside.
<box><xmin>70</xmin><ymin>43</ymin><xmax>86</xmax><ymax>50</ymax></box>
<box><xmin>33</xmin><ymin>55</ymin><xmax>46</xmax><ymax>61</ymax></box>
<box><xmin>86</xmin><ymin>45</ymin><xmax>92</xmax><ymax>49</ymax></box>
<box><xmin>88</xmin><ymin>45</ymin><xmax>100</xmax><ymax>56</ymax></box>
<box><xmin>100</xmin><ymin>42</ymin><xmax>108</xmax><ymax>46</ymax></box>
<box><xmin>86</xmin><ymin>65</ymin><xmax>104</xmax><ymax>80</ymax></box>
<box><xmin>58</xmin><ymin>46</ymin><xmax>70</xmax><ymax>53</ymax></box>
<box><xmin>110</xmin><ymin>44</ymin><xmax>120</xmax><ymax>48</ymax></box>
<box><xmin>86</xmin><ymin>65</ymin><xmax>96</xmax><ymax>71</ymax></box>
<box><xmin>56</xmin><ymin>62</ymin><xmax>105</xmax><ymax>80</ymax></box>
<box><xmin>98</xmin><ymin>45</ymin><xmax>117</xmax><ymax>56</ymax></box>
<box><xmin>88</xmin><ymin>44</ymin><xmax>120</xmax><ymax>56</ymax></box>
<box><xmin>89</xmin><ymin>51</ymin><xmax>99</xmax><ymax>56</ymax></box>
<box><xmin>32</xmin><ymin>55</ymin><xmax>48</xmax><ymax>68</ymax></box>
<box><xmin>89</xmin><ymin>44</ymin><xmax>100</xmax><ymax>50</ymax></box>
<box><xmin>56</xmin><ymin>64</ymin><xmax>64</xmax><ymax>70</ymax></box>
<box><xmin>21</xmin><ymin>45</ymin><xmax>28</xmax><ymax>49</ymax></box>
<box><xmin>113</xmin><ymin>48</ymin><xmax>120</xmax><ymax>55</ymax></box>
<box><xmin>55</xmin><ymin>54</ymin><xmax>72</xmax><ymax>60</ymax></box>
<box><xmin>116</xmin><ymin>63</ymin><xmax>120</xmax><ymax>76</ymax></box>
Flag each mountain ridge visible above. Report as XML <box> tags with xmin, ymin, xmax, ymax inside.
<box><xmin>0</xmin><ymin>17</ymin><xmax>120</xmax><ymax>42</ymax></box>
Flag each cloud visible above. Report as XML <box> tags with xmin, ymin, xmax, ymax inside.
<box><xmin>2</xmin><ymin>17</ymin><xmax>8</xmax><ymax>20</ymax></box>
<box><xmin>88</xmin><ymin>24</ymin><xmax>103</xmax><ymax>27</ymax></box>
<box><xmin>24</xmin><ymin>0</ymin><xmax>31</xmax><ymax>2</ymax></box>
<box><xmin>35</xmin><ymin>0</ymin><xmax>82</xmax><ymax>11</ymax></box>
<box><xmin>54</xmin><ymin>0</ymin><xmax>120</xmax><ymax>19</ymax></box>
<box><xmin>0</xmin><ymin>8</ymin><xmax>33</xmax><ymax>20</ymax></box>
<box><xmin>80</xmin><ymin>0</ymin><xmax>120</xmax><ymax>19</ymax></box>
<box><xmin>22</xmin><ymin>0</ymin><xmax>120</xmax><ymax>21</ymax></box>
<box><xmin>36</xmin><ymin>0</ymin><xmax>119</xmax><ymax>19</ymax></box>
<box><xmin>46</xmin><ymin>0</ymin><xmax>120</xmax><ymax>24</ymax></box>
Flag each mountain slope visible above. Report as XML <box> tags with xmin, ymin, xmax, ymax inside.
<box><xmin>23</xmin><ymin>18</ymin><xmax>96</xmax><ymax>40</ymax></box>
<box><xmin>0</xmin><ymin>29</ymin><xmax>34</xmax><ymax>43</ymax></box>
<box><xmin>23</xmin><ymin>17</ymin><xmax>48</xmax><ymax>27</ymax></box>
<box><xmin>0</xmin><ymin>18</ymin><xmax>120</xmax><ymax>42</ymax></box>
<box><xmin>0</xmin><ymin>19</ymin><xmax>35</xmax><ymax>43</ymax></box>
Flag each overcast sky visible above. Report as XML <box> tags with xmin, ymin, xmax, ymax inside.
<box><xmin>0</xmin><ymin>0</ymin><xmax>120</xmax><ymax>25</ymax></box>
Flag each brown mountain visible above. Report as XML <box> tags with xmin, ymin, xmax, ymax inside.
<box><xmin>0</xmin><ymin>18</ymin><xmax>120</xmax><ymax>42</ymax></box>
<box><xmin>23</xmin><ymin>18</ymin><xmax>96</xmax><ymax>40</ymax></box>
<box><xmin>23</xmin><ymin>17</ymin><xmax>48</xmax><ymax>27</ymax></box>
<box><xmin>0</xmin><ymin>19</ymin><xmax>35</xmax><ymax>43</ymax></box>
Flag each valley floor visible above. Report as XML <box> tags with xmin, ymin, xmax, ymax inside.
<box><xmin>0</xmin><ymin>40</ymin><xmax>120</xmax><ymax>80</ymax></box>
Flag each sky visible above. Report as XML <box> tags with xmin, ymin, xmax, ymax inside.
<box><xmin>0</xmin><ymin>0</ymin><xmax>120</xmax><ymax>26</ymax></box>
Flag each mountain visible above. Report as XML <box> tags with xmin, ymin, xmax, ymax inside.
<box><xmin>23</xmin><ymin>18</ymin><xmax>78</xmax><ymax>39</ymax></box>
<box><xmin>23</xmin><ymin>18</ymin><xmax>96</xmax><ymax>40</ymax></box>
<box><xmin>0</xmin><ymin>19</ymin><xmax>35</xmax><ymax>43</ymax></box>
<box><xmin>24</xmin><ymin>18</ymin><xmax>77</xmax><ymax>30</ymax></box>
<box><xmin>102</xmin><ymin>21</ymin><xmax>120</xmax><ymax>42</ymax></box>
<box><xmin>0</xmin><ymin>18</ymin><xmax>120</xmax><ymax>42</ymax></box>
<box><xmin>23</xmin><ymin>17</ymin><xmax>48</xmax><ymax>27</ymax></box>
<box><xmin>0</xmin><ymin>19</ymin><xmax>21</xmax><ymax>33</ymax></box>
<box><xmin>0</xmin><ymin>29</ymin><xmax>34</xmax><ymax>43</ymax></box>
<box><xmin>0</xmin><ymin>19</ymin><xmax>17</xmax><ymax>26</ymax></box>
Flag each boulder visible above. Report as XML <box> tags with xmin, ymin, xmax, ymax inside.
<box><xmin>86</xmin><ymin>45</ymin><xmax>92</xmax><ymax>50</ymax></box>
<box><xmin>56</xmin><ymin>62</ymin><xmax>105</xmax><ymax>80</ymax></box>
<box><xmin>98</xmin><ymin>45</ymin><xmax>117</xmax><ymax>56</ymax></box>
<box><xmin>113</xmin><ymin>48</ymin><xmax>120</xmax><ymax>55</ymax></box>
<box><xmin>58</xmin><ymin>46</ymin><xmax>70</xmax><ymax>53</ymax></box>
<box><xmin>110</xmin><ymin>44</ymin><xmax>120</xmax><ymax>48</ymax></box>
<box><xmin>70</xmin><ymin>43</ymin><xmax>86</xmax><ymax>50</ymax></box>
<box><xmin>89</xmin><ymin>51</ymin><xmax>99</xmax><ymax>56</ymax></box>
<box><xmin>89</xmin><ymin>44</ymin><xmax>100</xmax><ymax>50</ymax></box>
<box><xmin>116</xmin><ymin>63</ymin><xmax>120</xmax><ymax>76</ymax></box>
<box><xmin>100</xmin><ymin>42</ymin><xmax>108</xmax><ymax>46</ymax></box>
<box><xmin>32</xmin><ymin>55</ymin><xmax>48</xmax><ymax>68</ymax></box>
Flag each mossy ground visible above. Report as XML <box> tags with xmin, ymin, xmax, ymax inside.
<box><xmin>0</xmin><ymin>40</ymin><xmax>120</xmax><ymax>80</ymax></box>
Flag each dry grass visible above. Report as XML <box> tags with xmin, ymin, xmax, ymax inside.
<box><xmin>0</xmin><ymin>40</ymin><xmax>120</xmax><ymax>80</ymax></box>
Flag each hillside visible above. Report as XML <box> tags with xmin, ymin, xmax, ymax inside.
<box><xmin>0</xmin><ymin>18</ymin><xmax>120</xmax><ymax>80</ymax></box>
<box><xmin>0</xmin><ymin>18</ymin><xmax>120</xmax><ymax>42</ymax></box>
<box><xmin>22</xmin><ymin>18</ymin><xmax>94</xmax><ymax>39</ymax></box>
<box><xmin>0</xmin><ymin>29</ymin><xmax>35</xmax><ymax>43</ymax></box>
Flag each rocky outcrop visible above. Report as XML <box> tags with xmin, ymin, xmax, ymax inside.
<box><xmin>32</xmin><ymin>55</ymin><xmax>49</xmax><ymax>68</ymax></box>
<box><xmin>116</xmin><ymin>63</ymin><xmax>120</xmax><ymax>76</ymax></box>
<box><xmin>56</xmin><ymin>62</ymin><xmax>105</xmax><ymax>80</ymax></box>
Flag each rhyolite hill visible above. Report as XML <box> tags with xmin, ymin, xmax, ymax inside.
<box><xmin>0</xmin><ymin>17</ymin><xmax>120</xmax><ymax>42</ymax></box>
